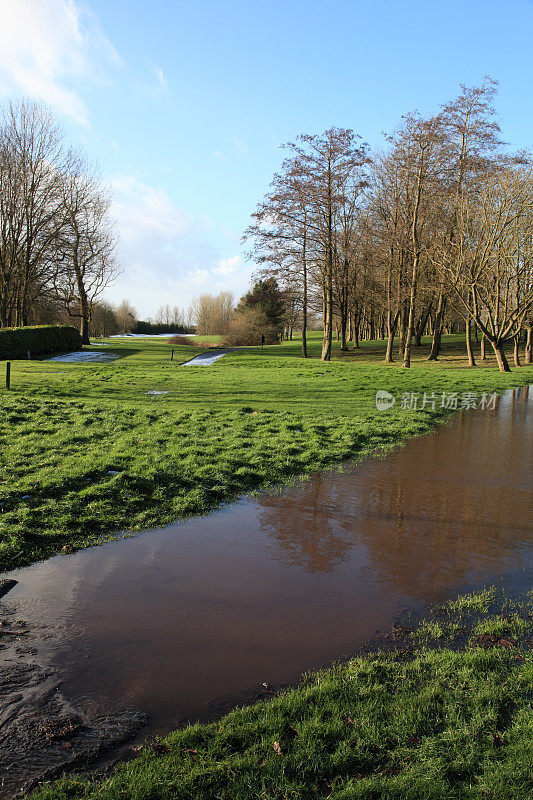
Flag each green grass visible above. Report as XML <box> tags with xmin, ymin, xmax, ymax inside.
<box><xmin>30</xmin><ymin>587</ymin><xmax>533</xmax><ymax>800</ymax></box>
<box><xmin>3</xmin><ymin>332</ymin><xmax>532</xmax><ymax>798</ymax></box>
<box><xmin>1</xmin><ymin>332</ymin><xmax>532</xmax><ymax>569</ymax></box>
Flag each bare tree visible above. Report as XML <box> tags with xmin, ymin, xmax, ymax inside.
<box><xmin>55</xmin><ymin>159</ymin><xmax>119</xmax><ymax>343</ymax></box>
<box><xmin>189</xmin><ymin>291</ymin><xmax>234</xmax><ymax>334</ymax></box>
<box><xmin>437</xmin><ymin>166</ymin><xmax>533</xmax><ymax>371</ymax></box>
<box><xmin>0</xmin><ymin>99</ymin><xmax>72</xmax><ymax>326</ymax></box>
<box><xmin>116</xmin><ymin>299</ymin><xmax>137</xmax><ymax>334</ymax></box>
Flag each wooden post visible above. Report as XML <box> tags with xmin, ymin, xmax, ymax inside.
<box><xmin>6</xmin><ymin>362</ymin><xmax>11</xmax><ymax>390</ymax></box>
<box><xmin>171</xmin><ymin>349</ymin><xmax>174</xmax><ymax>361</ymax></box>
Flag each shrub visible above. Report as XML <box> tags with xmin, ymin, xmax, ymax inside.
<box><xmin>132</xmin><ymin>321</ymin><xmax>193</xmax><ymax>335</ymax></box>
<box><xmin>0</xmin><ymin>325</ymin><xmax>82</xmax><ymax>360</ymax></box>
<box><xmin>223</xmin><ymin>308</ymin><xmax>280</xmax><ymax>347</ymax></box>
<box><xmin>168</xmin><ymin>335</ymin><xmax>197</xmax><ymax>346</ymax></box>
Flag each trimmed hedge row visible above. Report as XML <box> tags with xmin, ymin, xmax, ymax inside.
<box><xmin>0</xmin><ymin>325</ymin><xmax>82</xmax><ymax>360</ymax></box>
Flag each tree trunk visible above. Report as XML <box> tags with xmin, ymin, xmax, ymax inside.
<box><xmin>402</xmin><ymin>262</ymin><xmax>418</xmax><ymax>369</ymax></box>
<box><xmin>321</xmin><ymin>163</ymin><xmax>333</xmax><ymax>362</ymax></box>
<box><xmin>480</xmin><ymin>334</ymin><xmax>486</xmax><ymax>361</ymax></box>
<box><xmin>525</xmin><ymin>325</ymin><xmax>532</xmax><ymax>365</ymax></box>
<box><xmin>385</xmin><ymin>310</ymin><xmax>398</xmax><ymax>363</ymax></box>
<box><xmin>340</xmin><ymin>312</ymin><xmax>348</xmax><ymax>351</ymax></box>
<box><xmin>321</xmin><ymin>284</ymin><xmax>332</xmax><ymax>361</ymax></box>
<box><xmin>491</xmin><ymin>341</ymin><xmax>511</xmax><ymax>372</ymax></box>
<box><xmin>301</xmin><ymin>239</ymin><xmax>308</xmax><ymax>358</ymax></box>
<box><xmin>428</xmin><ymin>292</ymin><xmax>446</xmax><ymax>360</ymax></box>
<box><xmin>513</xmin><ymin>334</ymin><xmax>521</xmax><ymax>367</ymax></box>
<box><xmin>80</xmin><ymin>314</ymin><xmax>90</xmax><ymax>345</ymax></box>
<box><xmin>414</xmin><ymin>301</ymin><xmax>432</xmax><ymax>347</ymax></box>
<box><xmin>465</xmin><ymin>316</ymin><xmax>476</xmax><ymax>367</ymax></box>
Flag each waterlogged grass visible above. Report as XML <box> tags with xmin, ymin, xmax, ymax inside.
<box><xmin>30</xmin><ymin>588</ymin><xmax>533</xmax><ymax>800</ymax></box>
<box><xmin>1</xmin><ymin>333</ymin><xmax>532</xmax><ymax>569</ymax></box>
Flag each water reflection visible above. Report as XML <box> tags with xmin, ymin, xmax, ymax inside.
<box><xmin>259</xmin><ymin>387</ymin><xmax>532</xmax><ymax>598</ymax></box>
<box><xmin>4</xmin><ymin>387</ymin><xmax>532</xmax><ymax>746</ymax></box>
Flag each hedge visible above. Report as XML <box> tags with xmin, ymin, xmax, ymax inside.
<box><xmin>0</xmin><ymin>325</ymin><xmax>82</xmax><ymax>360</ymax></box>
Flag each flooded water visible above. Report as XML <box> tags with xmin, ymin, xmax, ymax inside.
<box><xmin>2</xmin><ymin>387</ymin><xmax>532</xmax><ymax>791</ymax></box>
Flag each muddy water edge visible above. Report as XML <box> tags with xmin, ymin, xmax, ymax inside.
<box><xmin>1</xmin><ymin>387</ymin><xmax>532</xmax><ymax>796</ymax></box>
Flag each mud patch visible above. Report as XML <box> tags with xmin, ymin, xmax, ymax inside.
<box><xmin>0</xmin><ymin>604</ymin><xmax>146</xmax><ymax>799</ymax></box>
<box><xmin>0</xmin><ymin>580</ymin><xmax>17</xmax><ymax>599</ymax></box>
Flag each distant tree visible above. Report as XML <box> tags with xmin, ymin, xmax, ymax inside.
<box><xmin>116</xmin><ymin>299</ymin><xmax>137</xmax><ymax>333</ymax></box>
<box><xmin>225</xmin><ymin>278</ymin><xmax>285</xmax><ymax>345</ymax></box>
<box><xmin>91</xmin><ymin>300</ymin><xmax>119</xmax><ymax>337</ymax></box>
<box><xmin>235</xmin><ymin>278</ymin><xmax>285</xmax><ymax>329</ymax></box>
<box><xmin>188</xmin><ymin>290</ymin><xmax>234</xmax><ymax>334</ymax></box>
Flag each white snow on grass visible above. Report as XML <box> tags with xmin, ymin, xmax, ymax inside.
<box><xmin>109</xmin><ymin>333</ymin><xmax>197</xmax><ymax>339</ymax></box>
<box><xmin>182</xmin><ymin>350</ymin><xmax>230</xmax><ymax>366</ymax></box>
<box><xmin>46</xmin><ymin>351</ymin><xmax>119</xmax><ymax>363</ymax></box>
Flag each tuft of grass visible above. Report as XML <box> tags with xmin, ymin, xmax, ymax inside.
<box><xmin>445</xmin><ymin>587</ymin><xmax>498</xmax><ymax>614</ymax></box>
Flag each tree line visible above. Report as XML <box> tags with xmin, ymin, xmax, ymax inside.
<box><xmin>244</xmin><ymin>79</ymin><xmax>533</xmax><ymax>370</ymax></box>
<box><xmin>0</xmin><ymin>99</ymin><xmax>118</xmax><ymax>343</ymax></box>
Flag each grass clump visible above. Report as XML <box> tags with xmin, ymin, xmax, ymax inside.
<box><xmin>445</xmin><ymin>588</ymin><xmax>498</xmax><ymax>614</ymax></box>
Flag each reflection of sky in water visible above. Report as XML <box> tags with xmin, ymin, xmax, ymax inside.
<box><xmin>4</xmin><ymin>387</ymin><xmax>532</xmax><ymax>737</ymax></box>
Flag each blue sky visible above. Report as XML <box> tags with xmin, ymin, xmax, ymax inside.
<box><xmin>0</xmin><ymin>0</ymin><xmax>532</xmax><ymax>318</ymax></box>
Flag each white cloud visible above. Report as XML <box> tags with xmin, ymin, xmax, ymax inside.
<box><xmin>213</xmin><ymin>255</ymin><xmax>242</xmax><ymax>275</ymax></box>
<box><xmin>0</xmin><ymin>0</ymin><xmax>121</xmax><ymax>125</ymax></box>
<box><xmin>234</xmin><ymin>138</ymin><xmax>249</xmax><ymax>155</ymax></box>
<box><xmin>110</xmin><ymin>175</ymin><xmax>202</xmax><ymax>243</ymax></box>
<box><xmin>104</xmin><ymin>175</ymin><xmax>254</xmax><ymax>318</ymax></box>
<box><xmin>152</xmin><ymin>65</ymin><xmax>167</xmax><ymax>90</ymax></box>
<box><xmin>137</xmin><ymin>64</ymin><xmax>169</xmax><ymax>98</ymax></box>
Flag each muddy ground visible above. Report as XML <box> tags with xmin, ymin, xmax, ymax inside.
<box><xmin>0</xmin><ymin>582</ymin><xmax>147</xmax><ymax>799</ymax></box>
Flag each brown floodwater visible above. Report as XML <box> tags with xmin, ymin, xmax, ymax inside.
<box><xmin>3</xmin><ymin>387</ymin><xmax>533</xmax><ymax>780</ymax></box>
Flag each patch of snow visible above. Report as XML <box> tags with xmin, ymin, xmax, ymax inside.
<box><xmin>46</xmin><ymin>351</ymin><xmax>119</xmax><ymax>363</ymax></box>
<box><xmin>109</xmin><ymin>333</ymin><xmax>197</xmax><ymax>339</ymax></box>
<box><xmin>146</xmin><ymin>390</ymin><xmax>169</xmax><ymax>396</ymax></box>
<box><xmin>182</xmin><ymin>350</ymin><xmax>230</xmax><ymax>366</ymax></box>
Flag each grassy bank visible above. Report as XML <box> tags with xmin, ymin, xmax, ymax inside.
<box><xmin>1</xmin><ymin>333</ymin><xmax>532</xmax><ymax>569</ymax></box>
<box><xmin>30</xmin><ymin>587</ymin><xmax>533</xmax><ymax>800</ymax></box>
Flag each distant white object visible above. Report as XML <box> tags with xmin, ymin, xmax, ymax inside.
<box><xmin>182</xmin><ymin>350</ymin><xmax>230</xmax><ymax>366</ymax></box>
<box><xmin>147</xmin><ymin>390</ymin><xmax>169</xmax><ymax>395</ymax></box>
<box><xmin>46</xmin><ymin>351</ymin><xmax>119</xmax><ymax>363</ymax></box>
<box><xmin>109</xmin><ymin>333</ymin><xmax>197</xmax><ymax>338</ymax></box>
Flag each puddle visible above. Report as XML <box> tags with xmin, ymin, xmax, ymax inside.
<box><xmin>1</xmin><ymin>387</ymin><xmax>532</xmax><ymax>794</ymax></box>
